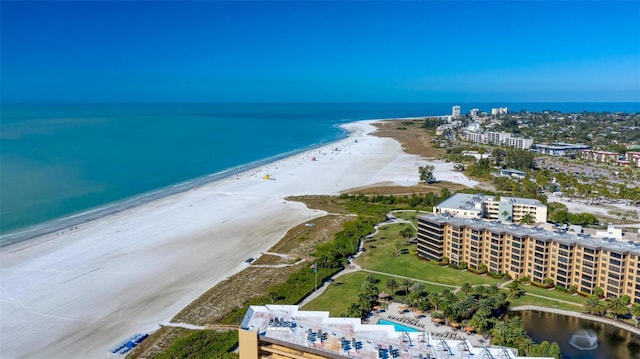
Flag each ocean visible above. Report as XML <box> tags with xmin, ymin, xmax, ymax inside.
<box><xmin>1</xmin><ymin>102</ymin><xmax>639</xmax><ymax>245</ymax></box>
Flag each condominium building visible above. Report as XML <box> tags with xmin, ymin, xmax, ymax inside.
<box><xmin>463</xmin><ymin>130</ymin><xmax>484</xmax><ymax>144</ymax></box>
<box><xmin>505</xmin><ymin>137</ymin><xmax>533</xmax><ymax>150</ymax></box>
<box><xmin>433</xmin><ymin>193</ymin><xmax>547</xmax><ymax>224</ymax></box>
<box><xmin>238</xmin><ymin>305</ymin><xmax>549</xmax><ymax>358</ymax></box>
<box><xmin>491</xmin><ymin>107</ymin><xmax>509</xmax><ymax>116</ymax></box>
<box><xmin>452</xmin><ymin>105</ymin><xmax>461</xmax><ymax>119</ymax></box>
<box><xmin>581</xmin><ymin>150</ymin><xmax>621</xmax><ymax>164</ymax></box>
<box><xmin>462</xmin><ymin>130</ymin><xmax>533</xmax><ymax>150</ymax></box>
<box><xmin>485</xmin><ymin>131</ymin><xmax>512</xmax><ymax>145</ymax></box>
<box><xmin>626</xmin><ymin>152</ymin><xmax>640</xmax><ymax>167</ymax></box>
<box><xmin>417</xmin><ymin>214</ymin><xmax>640</xmax><ymax>304</ymax></box>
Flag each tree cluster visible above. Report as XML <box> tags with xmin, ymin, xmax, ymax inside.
<box><xmin>492</xmin><ymin>317</ymin><xmax>561</xmax><ymax>358</ymax></box>
<box><xmin>418</xmin><ymin>165</ymin><xmax>436</xmax><ymax>183</ymax></box>
<box><xmin>583</xmin><ymin>292</ymin><xmax>635</xmax><ymax>320</ymax></box>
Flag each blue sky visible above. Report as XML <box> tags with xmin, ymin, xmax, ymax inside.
<box><xmin>2</xmin><ymin>1</ymin><xmax>639</xmax><ymax>102</ymax></box>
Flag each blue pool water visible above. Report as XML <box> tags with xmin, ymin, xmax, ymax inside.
<box><xmin>378</xmin><ymin>319</ymin><xmax>419</xmax><ymax>332</ymax></box>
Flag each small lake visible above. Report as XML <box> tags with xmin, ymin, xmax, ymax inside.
<box><xmin>515</xmin><ymin>310</ymin><xmax>640</xmax><ymax>359</ymax></box>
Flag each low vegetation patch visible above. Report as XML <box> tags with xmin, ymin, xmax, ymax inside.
<box><xmin>155</xmin><ymin>330</ymin><xmax>238</xmax><ymax>359</ymax></box>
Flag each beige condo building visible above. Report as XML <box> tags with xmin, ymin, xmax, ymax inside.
<box><xmin>417</xmin><ymin>213</ymin><xmax>640</xmax><ymax>304</ymax></box>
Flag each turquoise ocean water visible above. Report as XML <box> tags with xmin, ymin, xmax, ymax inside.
<box><xmin>1</xmin><ymin>102</ymin><xmax>639</xmax><ymax>246</ymax></box>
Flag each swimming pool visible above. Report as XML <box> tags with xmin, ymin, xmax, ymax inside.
<box><xmin>377</xmin><ymin>319</ymin><xmax>419</xmax><ymax>332</ymax></box>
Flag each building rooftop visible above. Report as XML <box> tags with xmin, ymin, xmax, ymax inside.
<box><xmin>435</xmin><ymin>193</ymin><xmax>544</xmax><ymax>210</ymax></box>
<box><xmin>241</xmin><ymin>304</ymin><xmax>550</xmax><ymax>359</ymax></box>
<box><xmin>435</xmin><ymin>193</ymin><xmax>485</xmax><ymax>211</ymax></box>
<box><xmin>497</xmin><ymin>196</ymin><xmax>544</xmax><ymax>206</ymax></box>
<box><xmin>534</xmin><ymin>143</ymin><xmax>590</xmax><ymax>150</ymax></box>
<box><xmin>419</xmin><ymin>213</ymin><xmax>640</xmax><ymax>256</ymax></box>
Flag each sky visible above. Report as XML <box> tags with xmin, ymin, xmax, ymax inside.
<box><xmin>1</xmin><ymin>1</ymin><xmax>639</xmax><ymax>103</ymax></box>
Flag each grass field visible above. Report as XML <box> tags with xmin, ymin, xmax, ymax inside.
<box><xmin>358</xmin><ymin>225</ymin><xmax>503</xmax><ymax>286</ymax></box>
<box><xmin>509</xmin><ymin>295</ymin><xmax>583</xmax><ymax>312</ymax></box>
<box><xmin>390</xmin><ymin>210</ymin><xmax>427</xmax><ymax>227</ymax></box>
<box><xmin>302</xmin><ymin>271</ymin><xmax>451</xmax><ymax>316</ymax></box>
<box><xmin>521</xmin><ymin>284</ymin><xmax>588</xmax><ymax>306</ymax></box>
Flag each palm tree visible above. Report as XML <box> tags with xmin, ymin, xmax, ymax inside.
<box><xmin>507</xmin><ymin>281</ymin><xmax>525</xmax><ymax>299</ymax></box>
<box><xmin>386</xmin><ymin>278</ymin><xmax>399</xmax><ymax>295</ymax></box>
<box><xmin>400</xmin><ymin>227</ymin><xmax>414</xmax><ymax>244</ymax></box>
<box><xmin>401</xmin><ymin>278</ymin><xmax>413</xmax><ymax>296</ymax></box>
<box><xmin>475</xmin><ymin>298</ymin><xmax>494</xmax><ymax>318</ymax></box>
<box><xmin>412</xmin><ymin>282</ymin><xmax>426</xmax><ymax>296</ymax></box>
<box><xmin>607</xmin><ymin>296</ymin><xmax>630</xmax><ymax>319</ymax></box>
<box><xmin>459</xmin><ymin>282</ymin><xmax>473</xmax><ymax>295</ymax></box>
<box><xmin>584</xmin><ymin>296</ymin><xmax>607</xmax><ymax>316</ymax></box>
<box><xmin>593</xmin><ymin>286</ymin><xmax>604</xmax><ymax>298</ymax></box>
<box><xmin>393</xmin><ymin>240</ymin><xmax>401</xmax><ymax>256</ymax></box>
<box><xmin>478</xmin><ymin>262</ymin><xmax>488</xmax><ymax>274</ymax></box>
<box><xmin>520</xmin><ymin>213</ymin><xmax>535</xmax><ymax>225</ymax></box>
<box><xmin>487</xmin><ymin>284</ymin><xmax>500</xmax><ymax>296</ymax></box>
<box><xmin>428</xmin><ymin>293</ymin><xmax>443</xmax><ymax>311</ymax></box>
<box><xmin>406</xmin><ymin>292</ymin><xmax>424</xmax><ymax>309</ymax></box>
<box><xmin>364</xmin><ymin>273</ymin><xmax>377</xmax><ymax>285</ymax></box>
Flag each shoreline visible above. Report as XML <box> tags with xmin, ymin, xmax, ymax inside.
<box><xmin>0</xmin><ymin>126</ymin><xmax>352</xmax><ymax>247</ymax></box>
<box><xmin>1</xmin><ymin>116</ymin><xmax>478</xmax><ymax>358</ymax></box>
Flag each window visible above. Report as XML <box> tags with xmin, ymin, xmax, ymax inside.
<box><xmin>610</xmin><ymin>258</ymin><xmax>621</xmax><ymax>266</ymax></box>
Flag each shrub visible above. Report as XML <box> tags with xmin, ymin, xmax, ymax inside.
<box><xmin>156</xmin><ymin>330</ymin><xmax>238</xmax><ymax>359</ymax></box>
<box><xmin>488</xmin><ymin>272</ymin><xmax>502</xmax><ymax>279</ymax></box>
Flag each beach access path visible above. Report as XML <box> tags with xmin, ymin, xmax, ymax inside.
<box><xmin>0</xmin><ymin>119</ymin><xmax>477</xmax><ymax>358</ymax></box>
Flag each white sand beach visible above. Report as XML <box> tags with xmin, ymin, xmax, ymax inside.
<box><xmin>0</xmin><ymin>120</ymin><xmax>477</xmax><ymax>358</ymax></box>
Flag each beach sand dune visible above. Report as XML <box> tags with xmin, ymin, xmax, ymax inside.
<box><xmin>0</xmin><ymin>120</ymin><xmax>476</xmax><ymax>358</ymax></box>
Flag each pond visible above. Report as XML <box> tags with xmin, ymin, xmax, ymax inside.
<box><xmin>515</xmin><ymin>310</ymin><xmax>640</xmax><ymax>359</ymax></box>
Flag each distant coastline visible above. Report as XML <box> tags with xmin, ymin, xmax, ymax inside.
<box><xmin>2</xmin><ymin>102</ymin><xmax>639</xmax><ymax>244</ymax></box>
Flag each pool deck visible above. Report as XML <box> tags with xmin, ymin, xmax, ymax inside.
<box><xmin>372</xmin><ymin>302</ymin><xmax>489</xmax><ymax>347</ymax></box>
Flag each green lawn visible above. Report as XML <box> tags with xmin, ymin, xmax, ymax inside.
<box><xmin>359</xmin><ymin>226</ymin><xmax>503</xmax><ymax>286</ymax></box>
<box><xmin>391</xmin><ymin>210</ymin><xmax>428</xmax><ymax>227</ymax></box>
<box><xmin>509</xmin><ymin>294</ymin><xmax>583</xmax><ymax>312</ymax></box>
<box><xmin>302</xmin><ymin>271</ymin><xmax>451</xmax><ymax>316</ymax></box>
<box><xmin>302</xmin><ymin>272</ymin><xmax>367</xmax><ymax>316</ymax></box>
<box><xmin>520</xmin><ymin>284</ymin><xmax>588</xmax><ymax>305</ymax></box>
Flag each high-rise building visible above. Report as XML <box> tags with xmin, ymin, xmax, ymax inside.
<box><xmin>485</xmin><ymin>131</ymin><xmax>512</xmax><ymax>145</ymax></box>
<box><xmin>417</xmin><ymin>213</ymin><xmax>640</xmax><ymax>303</ymax></box>
<box><xmin>452</xmin><ymin>105</ymin><xmax>461</xmax><ymax>118</ymax></box>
